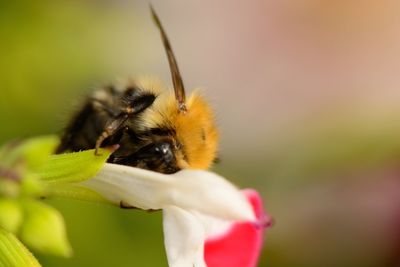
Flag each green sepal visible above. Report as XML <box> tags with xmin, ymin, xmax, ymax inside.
<box><xmin>36</xmin><ymin>147</ymin><xmax>114</xmax><ymax>184</ymax></box>
<box><xmin>45</xmin><ymin>184</ymin><xmax>110</xmax><ymax>204</ymax></box>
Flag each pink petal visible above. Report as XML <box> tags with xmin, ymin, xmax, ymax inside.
<box><xmin>204</xmin><ymin>189</ymin><xmax>271</xmax><ymax>267</ymax></box>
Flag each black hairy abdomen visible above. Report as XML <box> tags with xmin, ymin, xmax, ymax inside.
<box><xmin>56</xmin><ymin>102</ymin><xmax>108</xmax><ymax>153</ymax></box>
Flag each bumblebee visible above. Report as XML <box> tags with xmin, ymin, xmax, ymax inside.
<box><xmin>56</xmin><ymin>7</ymin><xmax>218</xmax><ymax>174</ymax></box>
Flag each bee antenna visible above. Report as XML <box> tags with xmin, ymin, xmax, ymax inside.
<box><xmin>150</xmin><ymin>4</ymin><xmax>187</xmax><ymax>112</ymax></box>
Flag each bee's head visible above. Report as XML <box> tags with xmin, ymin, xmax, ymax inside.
<box><xmin>125</xmin><ymin>86</ymin><xmax>218</xmax><ymax>173</ymax></box>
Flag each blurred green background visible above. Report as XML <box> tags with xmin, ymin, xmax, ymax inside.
<box><xmin>2</xmin><ymin>1</ymin><xmax>400</xmax><ymax>266</ymax></box>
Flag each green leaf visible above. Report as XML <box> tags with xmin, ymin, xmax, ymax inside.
<box><xmin>37</xmin><ymin>147</ymin><xmax>114</xmax><ymax>184</ymax></box>
<box><xmin>0</xmin><ymin>228</ymin><xmax>41</xmax><ymax>267</ymax></box>
<box><xmin>19</xmin><ymin>200</ymin><xmax>72</xmax><ymax>258</ymax></box>
<box><xmin>0</xmin><ymin>199</ymin><xmax>22</xmax><ymax>234</ymax></box>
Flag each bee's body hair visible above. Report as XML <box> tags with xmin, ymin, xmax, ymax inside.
<box><xmin>57</xmin><ymin>78</ymin><xmax>218</xmax><ymax>174</ymax></box>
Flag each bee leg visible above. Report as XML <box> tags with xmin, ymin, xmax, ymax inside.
<box><xmin>119</xmin><ymin>201</ymin><xmax>159</xmax><ymax>213</ymax></box>
<box><xmin>91</xmin><ymin>99</ymin><xmax>120</xmax><ymax>117</ymax></box>
<box><xmin>94</xmin><ymin>103</ymin><xmax>145</xmax><ymax>155</ymax></box>
<box><xmin>95</xmin><ymin>113</ymin><xmax>129</xmax><ymax>155</ymax></box>
<box><xmin>95</xmin><ymin>94</ymin><xmax>156</xmax><ymax>155</ymax></box>
<box><xmin>119</xmin><ymin>200</ymin><xmax>138</xmax><ymax>209</ymax></box>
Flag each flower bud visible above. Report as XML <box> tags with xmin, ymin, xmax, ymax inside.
<box><xmin>19</xmin><ymin>200</ymin><xmax>72</xmax><ymax>257</ymax></box>
<box><xmin>0</xmin><ymin>198</ymin><xmax>22</xmax><ymax>234</ymax></box>
<box><xmin>20</xmin><ymin>174</ymin><xmax>45</xmax><ymax>198</ymax></box>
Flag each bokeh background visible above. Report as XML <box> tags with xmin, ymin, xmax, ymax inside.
<box><xmin>1</xmin><ymin>1</ymin><xmax>400</xmax><ymax>266</ymax></box>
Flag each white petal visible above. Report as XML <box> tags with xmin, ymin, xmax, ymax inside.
<box><xmin>82</xmin><ymin>164</ymin><xmax>255</xmax><ymax>222</ymax></box>
<box><xmin>194</xmin><ymin>211</ymin><xmax>233</xmax><ymax>239</ymax></box>
<box><xmin>163</xmin><ymin>206</ymin><xmax>206</xmax><ymax>267</ymax></box>
<box><xmin>81</xmin><ymin>163</ymin><xmax>169</xmax><ymax>210</ymax></box>
<box><xmin>169</xmin><ymin>170</ymin><xmax>255</xmax><ymax>221</ymax></box>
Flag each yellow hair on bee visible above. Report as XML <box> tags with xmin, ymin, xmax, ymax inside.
<box><xmin>136</xmin><ymin>78</ymin><xmax>219</xmax><ymax>170</ymax></box>
<box><xmin>175</xmin><ymin>92</ymin><xmax>219</xmax><ymax>169</ymax></box>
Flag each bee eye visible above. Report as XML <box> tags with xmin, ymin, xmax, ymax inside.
<box><xmin>153</xmin><ymin>142</ymin><xmax>174</xmax><ymax>163</ymax></box>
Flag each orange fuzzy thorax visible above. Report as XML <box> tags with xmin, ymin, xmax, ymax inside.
<box><xmin>174</xmin><ymin>93</ymin><xmax>219</xmax><ymax>169</ymax></box>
